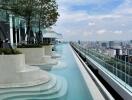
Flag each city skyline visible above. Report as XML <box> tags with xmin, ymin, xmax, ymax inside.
<box><xmin>53</xmin><ymin>0</ymin><xmax>132</xmax><ymax>41</ymax></box>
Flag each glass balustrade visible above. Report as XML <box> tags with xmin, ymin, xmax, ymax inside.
<box><xmin>71</xmin><ymin>43</ymin><xmax>132</xmax><ymax>92</ymax></box>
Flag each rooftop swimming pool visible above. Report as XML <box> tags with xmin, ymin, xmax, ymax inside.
<box><xmin>0</xmin><ymin>44</ymin><xmax>93</xmax><ymax>100</ymax></box>
<box><xmin>50</xmin><ymin>44</ymin><xmax>93</xmax><ymax>100</ymax></box>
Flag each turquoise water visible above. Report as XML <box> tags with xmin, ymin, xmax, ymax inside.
<box><xmin>50</xmin><ymin>44</ymin><xmax>93</xmax><ymax>100</ymax></box>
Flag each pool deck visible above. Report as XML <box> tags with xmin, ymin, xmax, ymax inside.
<box><xmin>70</xmin><ymin>45</ymin><xmax>114</xmax><ymax>100</ymax></box>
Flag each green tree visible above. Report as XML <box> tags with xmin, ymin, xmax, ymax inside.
<box><xmin>0</xmin><ymin>0</ymin><xmax>59</xmax><ymax>44</ymax></box>
<box><xmin>9</xmin><ymin>0</ymin><xmax>39</xmax><ymax>43</ymax></box>
<box><xmin>33</xmin><ymin>0</ymin><xmax>59</xmax><ymax>43</ymax></box>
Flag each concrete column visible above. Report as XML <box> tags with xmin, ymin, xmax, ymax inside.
<box><xmin>25</xmin><ymin>24</ymin><xmax>27</xmax><ymax>42</ymax></box>
<box><xmin>15</xmin><ymin>31</ymin><xmax>17</xmax><ymax>45</ymax></box>
<box><xmin>34</xmin><ymin>32</ymin><xmax>35</xmax><ymax>43</ymax></box>
<box><xmin>15</xmin><ymin>18</ymin><xmax>17</xmax><ymax>46</ymax></box>
<box><xmin>18</xmin><ymin>19</ymin><xmax>21</xmax><ymax>43</ymax></box>
<box><xmin>9</xmin><ymin>14</ymin><xmax>13</xmax><ymax>46</ymax></box>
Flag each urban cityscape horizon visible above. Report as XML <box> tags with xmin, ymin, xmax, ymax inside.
<box><xmin>0</xmin><ymin>0</ymin><xmax>132</xmax><ymax>100</ymax></box>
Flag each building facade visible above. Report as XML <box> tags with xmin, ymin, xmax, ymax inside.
<box><xmin>0</xmin><ymin>10</ymin><xmax>61</xmax><ymax>48</ymax></box>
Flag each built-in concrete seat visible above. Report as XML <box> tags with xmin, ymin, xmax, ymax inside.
<box><xmin>0</xmin><ymin>74</ymin><xmax>57</xmax><ymax>94</ymax></box>
<box><xmin>51</xmin><ymin>51</ymin><xmax>61</xmax><ymax>58</ymax></box>
<box><xmin>18</xmin><ymin>68</ymin><xmax>51</xmax><ymax>84</ymax></box>
<box><xmin>31</xmin><ymin>55</ymin><xmax>58</xmax><ymax>66</ymax></box>
<box><xmin>19</xmin><ymin>65</ymin><xmax>40</xmax><ymax>72</ymax></box>
<box><xmin>37</xmin><ymin>60</ymin><xmax>66</xmax><ymax>71</ymax></box>
<box><xmin>0</xmin><ymin>75</ymin><xmax>50</xmax><ymax>89</ymax></box>
<box><xmin>0</xmin><ymin>75</ymin><xmax>67</xmax><ymax>100</ymax></box>
<box><xmin>42</xmin><ymin>55</ymin><xmax>58</xmax><ymax>64</ymax></box>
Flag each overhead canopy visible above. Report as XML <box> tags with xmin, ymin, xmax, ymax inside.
<box><xmin>42</xmin><ymin>29</ymin><xmax>62</xmax><ymax>39</ymax></box>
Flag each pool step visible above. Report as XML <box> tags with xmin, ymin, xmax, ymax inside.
<box><xmin>40</xmin><ymin>56</ymin><xmax>58</xmax><ymax>65</ymax></box>
<box><xmin>52</xmin><ymin>52</ymin><xmax>61</xmax><ymax>58</ymax></box>
<box><xmin>0</xmin><ymin>77</ymin><xmax>61</xmax><ymax>99</ymax></box>
<box><xmin>0</xmin><ymin>76</ymin><xmax>67</xmax><ymax>100</ymax></box>
<box><xmin>0</xmin><ymin>74</ymin><xmax>57</xmax><ymax>94</ymax></box>
<box><xmin>52</xmin><ymin>61</ymin><xmax>67</xmax><ymax>69</ymax></box>
<box><xmin>38</xmin><ymin>61</ymin><xmax>66</xmax><ymax>70</ymax></box>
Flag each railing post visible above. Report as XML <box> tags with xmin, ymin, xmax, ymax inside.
<box><xmin>116</xmin><ymin>58</ymin><xmax>117</xmax><ymax>78</ymax></box>
<box><xmin>128</xmin><ymin>58</ymin><xmax>130</xmax><ymax>86</ymax></box>
<box><xmin>129</xmin><ymin>60</ymin><xmax>130</xmax><ymax>86</ymax></box>
<box><xmin>125</xmin><ymin>56</ymin><xmax>127</xmax><ymax>88</ymax></box>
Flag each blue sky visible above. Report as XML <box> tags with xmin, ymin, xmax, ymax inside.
<box><xmin>53</xmin><ymin>0</ymin><xmax>132</xmax><ymax>41</ymax></box>
<box><xmin>70</xmin><ymin>0</ymin><xmax>124</xmax><ymax>14</ymax></box>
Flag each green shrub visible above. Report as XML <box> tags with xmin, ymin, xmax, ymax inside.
<box><xmin>0</xmin><ymin>48</ymin><xmax>21</xmax><ymax>55</ymax></box>
<box><xmin>17</xmin><ymin>44</ymin><xmax>43</xmax><ymax>48</ymax></box>
<box><xmin>40</xmin><ymin>43</ymin><xmax>53</xmax><ymax>46</ymax></box>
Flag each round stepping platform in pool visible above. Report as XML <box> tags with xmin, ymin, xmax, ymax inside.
<box><xmin>38</xmin><ymin>61</ymin><xmax>67</xmax><ymax>71</ymax></box>
<box><xmin>52</xmin><ymin>61</ymin><xmax>67</xmax><ymax>69</ymax></box>
<box><xmin>52</xmin><ymin>52</ymin><xmax>61</xmax><ymax>59</ymax></box>
<box><xmin>31</xmin><ymin>56</ymin><xmax>58</xmax><ymax>66</ymax></box>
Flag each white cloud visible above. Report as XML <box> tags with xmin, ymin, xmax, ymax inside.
<box><xmin>88</xmin><ymin>22</ymin><xmax>95</xmax><ymax>26</ymax></box>
<box><xmin>114</xmin><ymin>30</ymin><xmax>123</xmax><ymax>34</ymax></box>
<box><xmin>97</xmin><ymin>29</ymin><xmax>107</xmax><ymax>35</ymax></box>
<box><xmin>57</xmin><ymin>0</ymin><xmax>110</xmax><ymax>5</ymax></box>
<box><xmin>53</xmin><ymin>0</ymin><xmax>132</xmax><ymax>41</ymax></box>
<box><xmin>83</xmin><ymin>31</ymin><xmax>93</xmax><ymax>37</ymax></box>
<box><xmin>114</xmin><ymin>0</ymin><xmax>132</xmax><ymax>15</ymax></box>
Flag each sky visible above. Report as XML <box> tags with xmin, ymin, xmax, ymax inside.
<box><xmin>53</xmin><ymin>0</ymin><xmax>132</xmax><ymax>41</ymax></box>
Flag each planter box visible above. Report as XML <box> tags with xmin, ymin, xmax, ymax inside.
<box><xmin>0</xmin><ymin>55</ymin><xmax>25</xmax><ymax>85</ymax></box>
<box><xmin>0</xmin><ymin>54</ymin><xmax>25</xmax><ymax>74</ymax></box>
<box><xmin>0</xmin><ymin>54</ymin><xmax>51</xmax><ymax>88</ymax></box>
<box><xmin>18</xmin><ymin>48</ymin><xmax>45</xmax><ymax>65</ymax></box>
<box><xmin>18</xmin><ymin>47</ymin><xmax>57</xmax><ymax>65</ymax></box>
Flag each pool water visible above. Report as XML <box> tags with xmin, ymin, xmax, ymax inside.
<box><xmin>0</xmin><ymin>44</ymin><xmax>93</xmax><ymax>100</ymax></box>
<box><xmin>50</xmin><ymin>44</ymin><xmax>93</xmax><ymax>100</ymax></box>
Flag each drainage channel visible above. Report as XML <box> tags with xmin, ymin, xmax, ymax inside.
<box><xmin>72</xmin><ymin>45</ymin><xmax>123</xmax><ymax>100</ymax></box>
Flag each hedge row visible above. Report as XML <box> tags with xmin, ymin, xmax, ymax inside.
<box><xmin>0</xmin><ymin>48</ymin><xmax>21</xmax><ymax>55</ymax></box>
<box><xmin>17</xmin><ymin>44</ymin><xmax>43</xmax><ymax>48</ymax></box>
